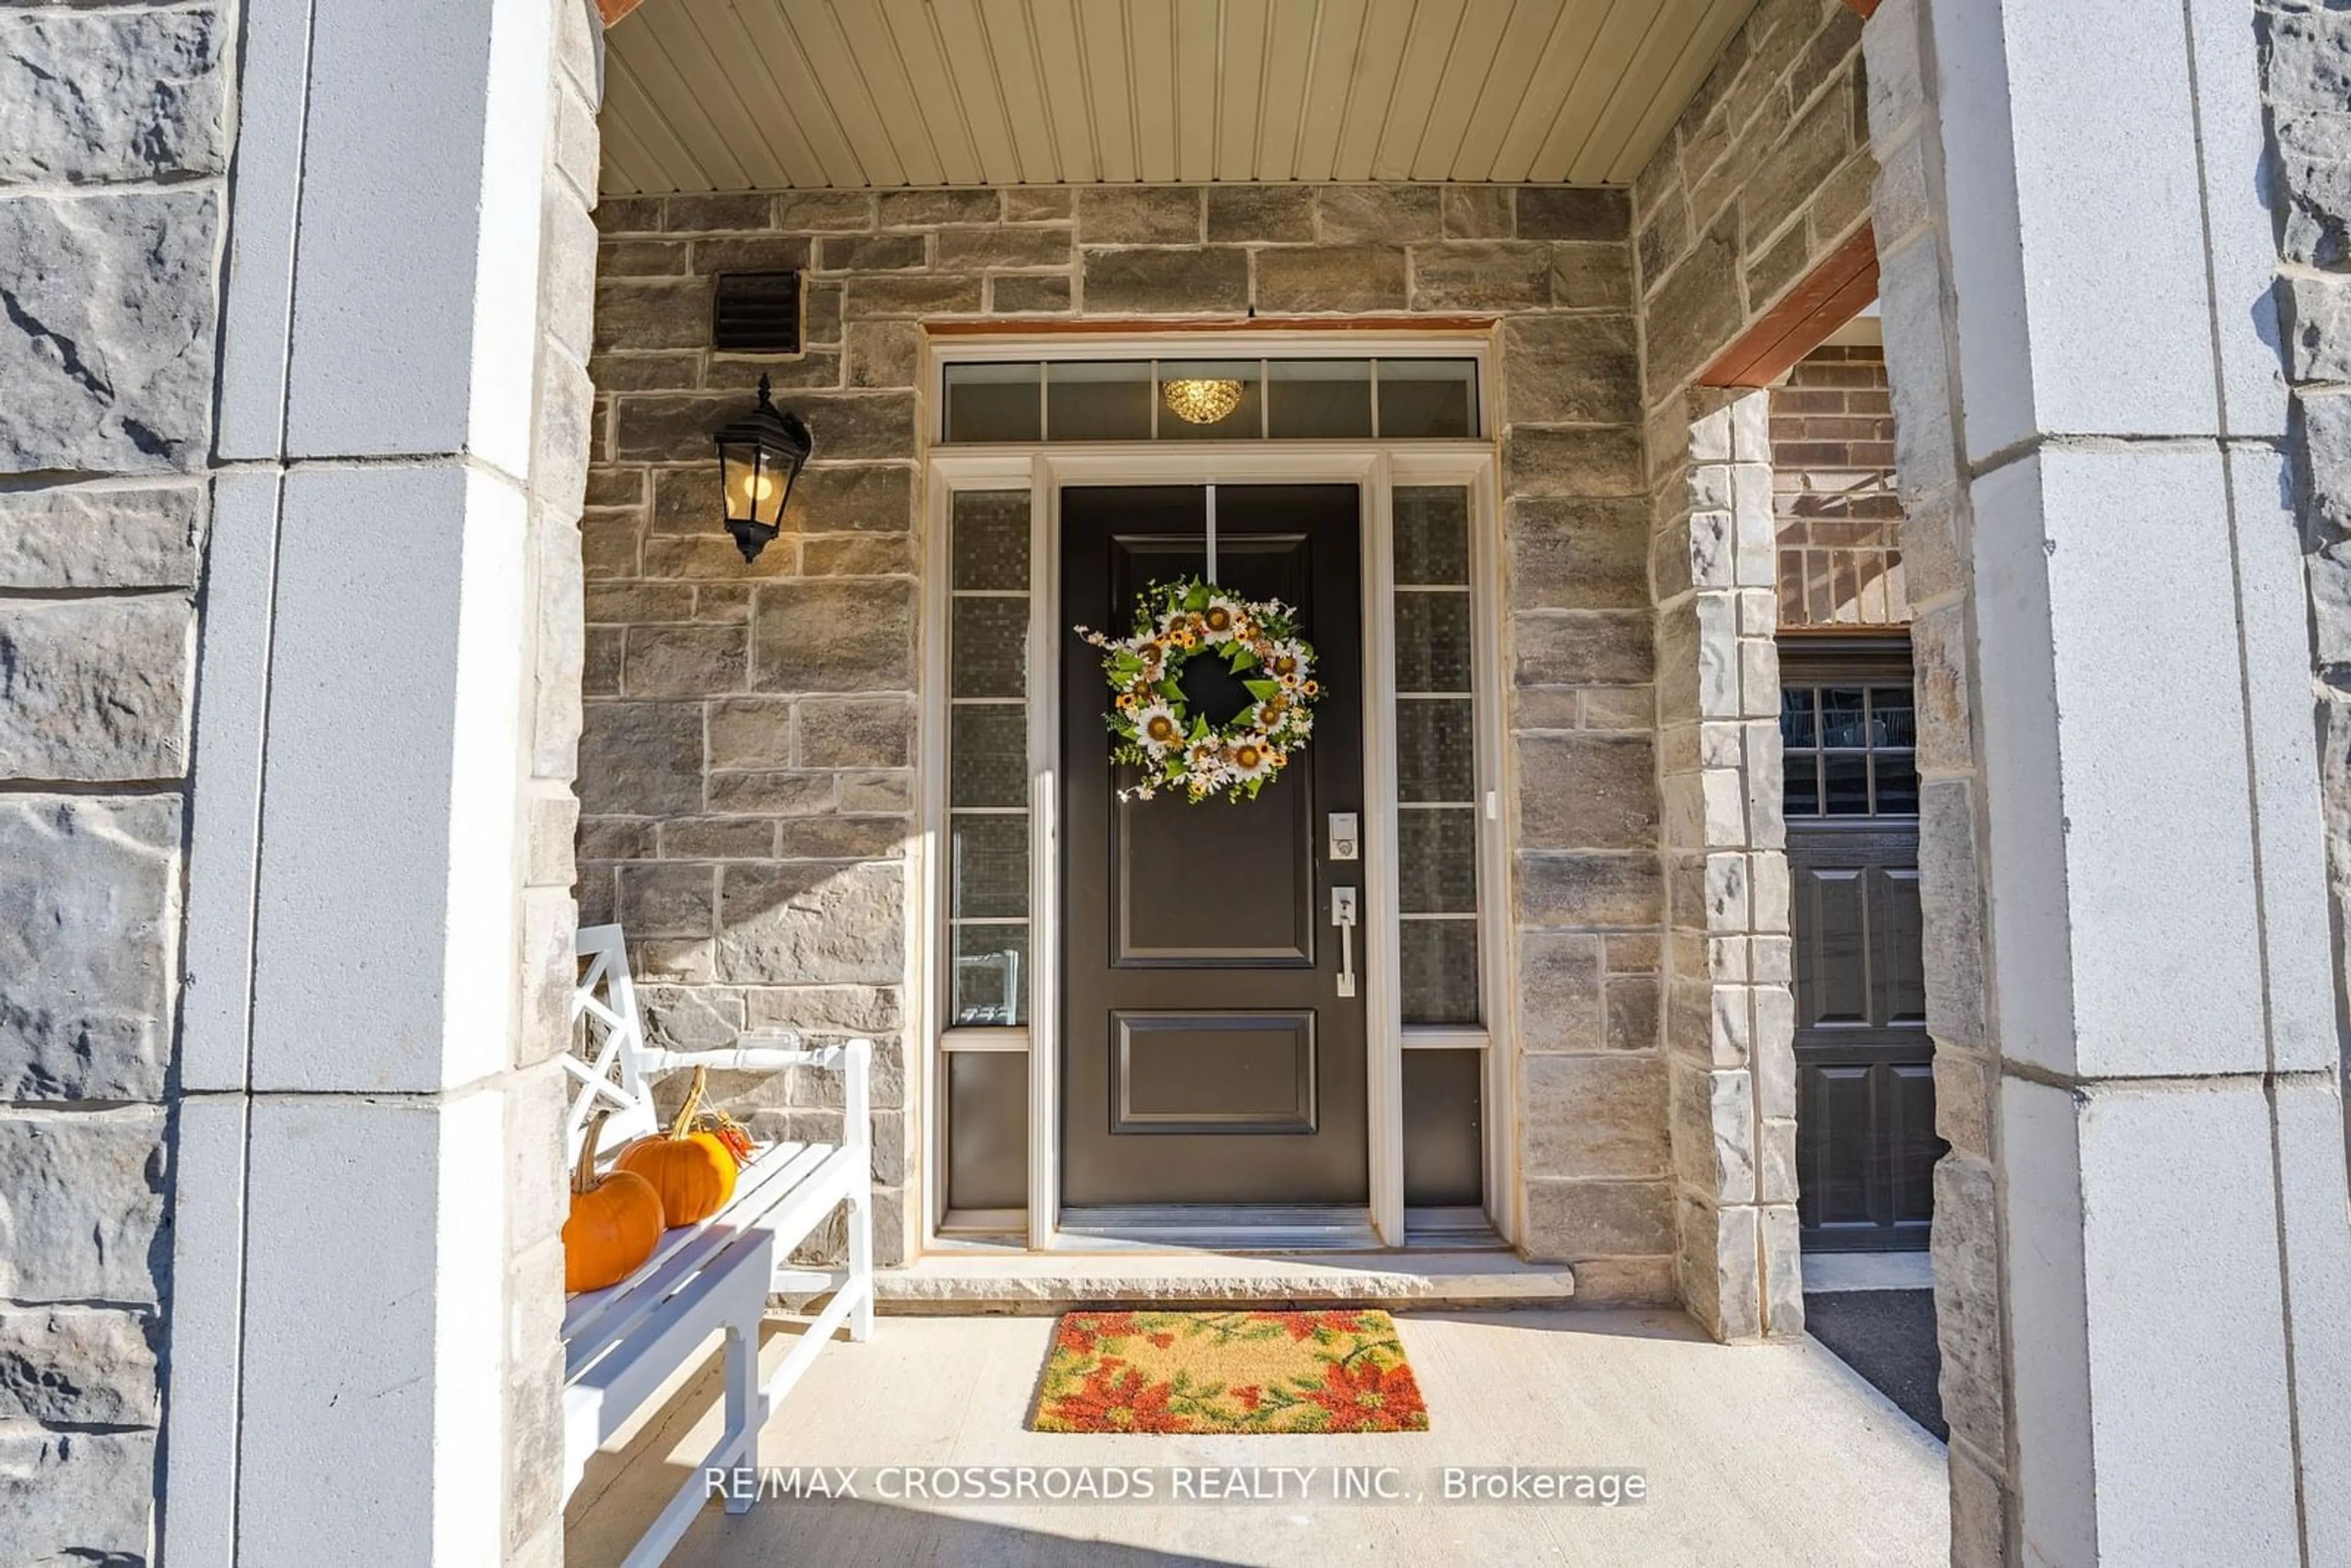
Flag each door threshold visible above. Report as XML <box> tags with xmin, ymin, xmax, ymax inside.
<box><xmin>876</xmin><ymin>1248</ymin><xmax>1575</xmax><ymax>1314</ymax></box>
<box><xmin>1051</xmin><ymin>1204</ymin><xmax>1381</xmax><ymax>1253</ymax></box>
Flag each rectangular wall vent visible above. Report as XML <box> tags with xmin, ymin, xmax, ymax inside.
<box><xmin>713</xmin><ymin>271</ymin><xmax>802</xmax><ymax>354</ymax></box>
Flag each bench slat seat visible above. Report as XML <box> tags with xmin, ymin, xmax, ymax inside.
<box><xmin>560</xmin><ymin>924</ymin><xmax>874</xmax><ymax>1567</ymax></box>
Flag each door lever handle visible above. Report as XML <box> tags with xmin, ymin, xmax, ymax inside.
<box><xmin>1332</xmin><ymin>887</ymin><xmax>1358</xmax><ymax>999</ymax></box>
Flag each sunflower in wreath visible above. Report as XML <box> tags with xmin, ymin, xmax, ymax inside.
<box><xmin>1077</xmin><ymin>579</ymin><xmax>1321</xmax><ymax>803</ymax></box>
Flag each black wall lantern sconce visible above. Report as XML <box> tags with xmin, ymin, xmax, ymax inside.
<box><xmin>714</xmin><ymin>373</ymin><xmax>812</xmax><ymax>563</ymax></box>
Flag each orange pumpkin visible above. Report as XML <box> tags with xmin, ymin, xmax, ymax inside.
<box><xmin>617</xmin><ymin>1067</ymin><xmax>739</xmax><ymax>1227</ymax></box>
<box><xmin>564</xmin><ymin>1109</ymin><xmax>665</xmax><ymax>1292</ymax></box>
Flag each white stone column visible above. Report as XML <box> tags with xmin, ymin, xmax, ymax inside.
<box><xmin>1868</xmin><ymin>1</ymin><xmax>2351</xmax><ymax>1562</ymax></box>
<box><xmin>165</xmin><ymin>1</ymin><xmax>597</xmax><ymax>1562</ymax></box>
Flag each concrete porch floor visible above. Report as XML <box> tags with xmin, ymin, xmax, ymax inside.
<box><xmin>567</xmin><ymin>1308</ymin><xmax>1948</xmax><ymax>1566</ymax></box>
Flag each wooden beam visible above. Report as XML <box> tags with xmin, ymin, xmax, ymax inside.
<box><xmin>1697</xmin><ymin>226</ymin><xmax>1880</xmax><ymax>390</ymax></box>
<box><xmin>599</xmin><ymin>0</ymin><xmax>646</xmax><ymax>24</ymax></box>
<box><xmin>1843</xmin><ymin>0</ymin><xmax>1881</xmax><ymax>17</ymax></box>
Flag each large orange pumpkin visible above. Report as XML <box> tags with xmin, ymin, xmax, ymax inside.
<box><xmin>563</xmin><ymin>1109</ymin><xmax>665</xmax><ymax>1292</ymax></box>
<box><xmin>617</xmin><ymin>1067</ymin><xmax>739</xmax><ymax>1228</ymax></box>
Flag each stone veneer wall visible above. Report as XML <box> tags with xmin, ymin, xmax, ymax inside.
<box><xmin>0</xmin><ymin>4</ymin><xmax>225</xmax><ymax>1558</ymax></box>
<box><xmin>1629</xmin><ymin>0</ymin><xmax>1872</xmax><ymax>1340</ymax></box>
<box><xmin>1771</xmin><ymin>343</ymin><xmax>1910</xmax><ymax>626</ymax></box>
<box><xmin>2268</xmin><ymin>9</ymin><xmax>2351</xmax><ymax>1059</ymax></box>
<box><xmin>577</xmin><ymin>181</ymin><xmax>1683</xmax><ymax>1291</ymax></box>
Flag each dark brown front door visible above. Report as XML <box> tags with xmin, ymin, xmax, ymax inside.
<box><xmin>1060</xmin><ymin>486</ymin><xmax>1367</xmax><ymax>1207</ymax></box>
<box><xmin>1782</xmin><ymin>644</ymin><xmax>1941</xmax><ymax>1251</ymax></box>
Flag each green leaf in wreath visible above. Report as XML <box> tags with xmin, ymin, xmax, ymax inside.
<box><xmin>1189</xmin><ymin>715</ymin><xmax>1211</xmax><ymax>741</ymax></box>
<box><xmin>1243</xmin><ymin>679</ymin><xmax>1280</xmax><ymax>701</ymax></box>
<box><xmin>1183</xmin><ymin>583</ymin><xmax>1210</xmax><ymax>611</ymax></box>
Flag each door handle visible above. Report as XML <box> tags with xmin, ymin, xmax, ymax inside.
<box><xmin>1332</xmin><ymin>887</ymin><xmax>1358</xmax><ymax>999</ymax></box>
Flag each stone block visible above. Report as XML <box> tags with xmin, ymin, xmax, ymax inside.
<box><xmin>706</xmin><ymin>698</ymin><xmax>794</xmax><ymax>770</ymax></box>
<box><xmin>1641</xmin><ymin>217</ymin><xmax>1741</xmax><ymax>394</ymax></box>
<box><xmin>1077</xmin><ymin>187</ymin><xmax>1203</xmax><ymax>244</ymax></box>
<box><xmin>0</xmin><ymin>596</ymin><xmax>193</xmax><ymax>782</ymax></box>
<box><xmin>1520</xmin><ymin>1177</ymin><xmax>1674</xmax><ymax>1259</ymax></box>
<box><xmin>0</xmin><ymin>1107</ymin><xmax>165</xmax><ymax>1304</ymax></box>
<box><xmin>620</xmin><ymin>621</ymin><xmax>744</xmax><ymax>699</ymax></box>
<box><xmin>0</xmin><ymin>8</ymin><xmax>227</xmax><ymax>184</ymax></box>
<box><xmin>1252</xmin><ymin>245</ymin><xmax>1408</xmax><ymax>313</ymax></box>
<box><xmin>0</xmin><ymin>484</ymin><xmax>203</xmax><ymax>590</ymax></box>
<box><xmin>1502</xmin><ymin>426</ymin><xmax>1644</xmax><ymax>498</ymax></box>
<box><xmin>596</xmin><ymin>239</ymin><xmax>685</xmax><ymax>280</ymax></box>
<box><xmin>690</xmin><ymin>235</ymin><xmax>815</xmax><ymax>276</ymax></box>
<box><xmin>0</xmin><ymin>1428</ymin><xmax>154</xmax><ymax>1565</ymax></box>
<box><xmin>843</xmin><ymin>274</ymin><xmax>984</xmax><ymax>318</ymax></box>
<box><xmin>1512</xmin><ymin>610</ymin><xmax>1652</xmax><ymax>686</ymax></box>
<box><xmin>1441</xmin><ymin>186</ymin><xmax>1515</xmax><ymax>239</ymax></box>
<box><xmin>990</xmin><ymin>275</ymin><xmax>1073</xmax><ymax>314</ymax></box>
<box><xmin>744</xmin><ymin>985</ymin><xmax>904</xmax><ymax>1035</ymax></box>
<box><xmin>0</xmin><ymin>1305</ymin><xmax>157</xmax><ymax>1427</ymax></box>
<box><xmin>1499</xmin><ymin>315</ymin><xmax>1640</xmax><ymax>425</ymax></box>
<box><xmin>2273</xmin><ymin>111</ymin><xmax>2351</xmax><ymax>270</ymax></box>
<box><xmin>618</xmin><ymin>391</ymin><xmax>914</xmax><ymax>464</ymax></box>
<box><xmin>617</xmin><ymin>863</ymin><xmax>717</xmax><ymax>939</ymax></box>
<box><xmin>799</xmin><ymin>698</ymin><xmax>915</xmax><ymax>768</ymax></box>
<box><xmin>877</xmin><ymin>189</ymin><xmax>999</xmax><ymax>228</ymax></box>
<box><xmin>1314</xmin><ymin>186</ymin><xmax>1441</xmax><ymax>243</ymax></box>
<box><xmin>706</xmin><ymin>770</ymin><xmax>838</xmax><ymax>815</ymax></box>
<box><xmin>664</xmin><ymin>194</ymin><xmax>773</xmax><ymax>233</ymax></box>
<box><xmin>815</xmin><ymin>233</ymin><xmax>927</xmax><ymax>272</ymax></box>
<box><xmin>591</xmin><ymin>279</ymin><xmax>710</xmax><ymax>353</ymax></box>
<box><xmin>577</xmin><ymin>700</ymin><xmax>704</xmax><ymax>816</ymax></box>
<box><xmin>750</xmin><ymin>579</ymin><xmax>914</xmax><ymax>692</ymax></box>
<box><xmin>1517</xmin><ymin>852</ymin><xmax>1664</xmax><ymax>928</ymax></box>
<box><xmin>527</xmin><ymin>792</ymin><xmax>579</xmax><ymax>888</ymax></box>
<box><xmin>774</xmin><ymin>192</ymin><xmax>876</xmax><ymax>232</ymax></box>
<box><xmin>932</xmin><ymin>227</ymin><xmax>1074</xmax><ymax>270</ymax></box>
<box><xmin>718</xmin><ymin>860</ymin><xmax>906</xmax><ymax>985</ymax></box>
<box><xmin>775</xmin><ymin>816</ymin><xmax>910</xmax><ymax>860</ymax></box>
<box><xmin>1004</xmin><ymin>188</ymin><xmax>1074</xmax><ymax>222</ymax></box>
<box><xmin>1522</xmin><ymin>1056</ymin><xmax>1670</xmax><ymax>1179</ymax></box>
<box><xmin>1515</xmin><ymin>187</ymin><xmax>1630</xmax><ymax>241</ymax></box>
<box><xmin>802</xmin><ymin>535</ymin><xmax>914</xmax><ymax>576</ymax></box>
<box><xmin>1409</xmin><ymin>242</ymin><xmax>1553</xmax><ymax>312</ymax></box>
<box><xmin>1933</xmin><ymin>1153</ymin><xmax>2007</xmax><ymax>1458</ymax></box>
<box><xmin>1206</xmin><ymin>186</ymin><xmax>1315</xmax><ymax>242</ymax></box>
<box><xmin>1517</xmin><ymin>930</ymin><xmax>1605</xmax><ymax>1051</ymax></box>
<box><xmin>544</xmin><ymin>197</ymin><xmax>601</xmax><ymax>365</ymax></box>
<box><xmin>0</xmin><ymin>190</ymin><xmax>218</xmax><ymax>474</ymax></box>
<box><xmin>1551</xmin><ymin>243</ymin><xmax>1634</xmax><ymax>310</ymax></box>
<box><xmin>661</xmin><ymin>817</ymin><xmax>777</xmax><ymax>860</ymax></box>
<box><xmin>0</xmin><ymin>795</ymin><xmax>179</xmax><ymax>1101</ymax></box>
<box><xmin>1516</xmin><ymin>733</ymin><xmax>1658</xmax><ymax>849</ymax></box>
<box><xmin>2285</xmin><ymin>273</ymin><xmax>2351</xmax><ymax>383</ymax></box>
<box><xmin>1080</xmin><ymin>247</ymin><xmax>1249</xmax><ymax>315</ymax></box>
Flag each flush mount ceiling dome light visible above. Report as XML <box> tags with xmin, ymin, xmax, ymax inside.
<box><xmin>1161</xmin><ymin>377</ymin><xmax>1244</xmax><ymax>426</ymax></box>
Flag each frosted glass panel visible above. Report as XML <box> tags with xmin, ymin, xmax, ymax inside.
<box><xmin>951</xmin><ymin>598</ymin><xmax>1028</xmax><ymax>698</ymax></box>
<box><xmin>1400</xmin><ymin>920</ymin><xmax>1480</xmax><ymax>1025</ymax></box>
<box><xmin>1397</xmin><ymin>699</ymin><xmax>1474</xmax><ymax>803</ymax></box>
<box><xmin>1398</xmin><ymin>809</ymin><xmax>1477</xmax><ymax>913</ymax></box>
<box><xmin>943</xmin><ymin>362</ymin><xmax>1042</xmax><ymax>442</ymax></box>
<box><xmin>951</xmin><ymin>492</ymin><xmax>1029</xmax><ymax>590</ymax></box>
<box><xmin>1393</xmin><ymin>487</ymin><xmax>1471</xmax><ymax>585</ymax></box>
<box><xmin>1047</xmin><ymin>361</ymin><xmax>1153</xmax><ymax>441</ymax></box>
<box><xmin>951</xmin><ymin>923</ymin><xmax>1028</xmax><ymax>1026</ymax></box>
<box><xmin>950</xmin><ymin>705</ymin><xmax>1026</xmax><ymax>807</ymax></box>
<box><xmin>950</xmin><ymin>813</ymin><xmax>1028</xmax><ymax>920</ymax></box>
<box><xmin>1394</xmin><ymin>591</ymin><xmax>1472</xmax><ymax>693</ymax></box>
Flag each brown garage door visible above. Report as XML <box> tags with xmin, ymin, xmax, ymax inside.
<box><xmin>1780</xmin><ymin>640</ymin><xmax>1941</xmax><ymax>1253</ymax></box>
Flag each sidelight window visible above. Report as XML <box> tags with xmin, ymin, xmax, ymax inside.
<box><xmin>1393</xmin><ymin>486</ymin><xmax>1482</xmax><ymax>1026</ymax></box>
<box><xmin>946</xmin><ymin>490</ymin><xmax>1033</xmax><ymax>1026</ymax></box>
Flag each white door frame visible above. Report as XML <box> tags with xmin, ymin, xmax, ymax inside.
<box><xmin>917</xmin><ymin>336</ymin><xmax>1511</xmax><ymax>1255</ymax></box>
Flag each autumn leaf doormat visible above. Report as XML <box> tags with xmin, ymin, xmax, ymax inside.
<box><xmin>1030</xmin><ymin>1310</ymin><xmax>1430</xmax><ymax>1434</ymax></box>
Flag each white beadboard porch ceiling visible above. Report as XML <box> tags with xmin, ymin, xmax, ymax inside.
<box><xmin>599</xmin><ymin>0</ymin><xmax>1760</xmax><ymax>194</ymax></box>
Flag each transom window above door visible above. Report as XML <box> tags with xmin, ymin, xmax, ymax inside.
<box><xmin>939</xmin><ymin>358</ymin><xmax>1481</xmax><ymax>443</ymax></box>
<box><xmin>1780</xmin><ymin>683</ymin><xmax>1919</xmax><ymax>818</ymax></box>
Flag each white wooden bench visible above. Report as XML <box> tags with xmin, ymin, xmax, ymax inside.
<box><xmin>560</xmin><ymin>923</ymin><xmax>874</xmax><ymax>1566</ymax></box>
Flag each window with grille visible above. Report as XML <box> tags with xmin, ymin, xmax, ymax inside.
<box><xmin>1780</xmin><ymin>682</ymin><xmax>1918</xmax><ymax>818</ymax></box>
